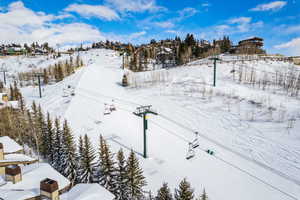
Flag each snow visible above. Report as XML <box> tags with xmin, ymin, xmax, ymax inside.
<box><xmin>61</xmin><ymin>184</ymin><xmax>115</xmax><ymax>200</ymax></box>
<box><xmin>0</xmin><ymin>54</ymin><xmax>72</xmax><ymax>73</ymax></box>
<box><xmin>0</xmin><ymin>136</ymin><xmax>23</xmax><ymax>154</ymax></box>
<box><xmin>15</xmin><ymin>49</ymin><xmax>300</xmax><ymax>200</ymax></box>
<box><xmin>0</xmin><ymin>153</ymin><xmax>36</xmax><ymax>164</ymax></box>
<box><xmin>0</xmin><ymin>163</ymin><xmax>70</xmax><ymax>200</ymax></box>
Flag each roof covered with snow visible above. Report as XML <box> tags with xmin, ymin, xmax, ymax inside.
<box><xmin>0</xmin><ymin>163</ymin><xmax>70</xmax><ymax>200</ymax></box>
<box><xmin>0</xmin><ymin>153</ymin><xmax>37</xmax><ymax>165</ymax></box>
<box><xmin>0</xmin><ymin>136</ymin><xmax>23</xmax><ymax>154</ymax></box>
<box><xmin>61</xmin><ymin>184</ymin><xmax>115</xmax><ymax>200</ymax></box>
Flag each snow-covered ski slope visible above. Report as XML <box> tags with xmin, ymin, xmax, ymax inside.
<box><xmin>17</xmin><ymin>49</ymin><xmax>300</xmax><ymax>199</ymax></box>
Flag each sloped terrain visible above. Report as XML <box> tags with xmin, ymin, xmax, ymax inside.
<box><xmin>18</xmin><ymin>49</ymin><xmax>300</xmax><ymax>200</ymax></box>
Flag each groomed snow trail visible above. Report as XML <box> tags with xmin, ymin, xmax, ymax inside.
<box><xmin>63</xmin><ymin>50</ymin><xmax>300</xmax><ymax>200</ymax></box>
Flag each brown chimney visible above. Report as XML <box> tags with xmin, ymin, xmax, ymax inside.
<box><xmin>5</xmin><ymin>165</ymin><xmax>22</xmax><ymax>184</ymax></box>
<box><xmin>40</xmin><ymin>178</ymin><xmax>60</xmax><ymax>200</ymax></box>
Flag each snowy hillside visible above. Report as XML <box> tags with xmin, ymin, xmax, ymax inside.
<box><xmin>9</xmin><ymin>49</ymin><xmax>300</xmax><ymax>200</ymax></box>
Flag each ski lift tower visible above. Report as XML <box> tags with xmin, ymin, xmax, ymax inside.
<box><xmin>33</xmin><ymin>72</ymin><xmax>44</xmax><ymax>98</ymax></box>
<box><xmin>0</xmin><ymin>63</ymin><xmax>8</xmax><ymax>85</ymax></box>
<box><xmin>209</xmin><ymin>57</ymin><xmax>221</xmax><ymax>87</ymax></box>
<box><xmin>133</xmin><ymin>105</ymin><xmax>158</xmax><ymax>158</ymax></box>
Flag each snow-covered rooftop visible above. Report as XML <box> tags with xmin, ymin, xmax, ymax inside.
<box><xmin>61</xmin><ymin>184</ymin><xmax>115</xmax><ymax>200</ymax></box>
<box><xmin>0</xmin><ymin>153</ymin><xmax>37</xmax><ymax>165</ymax></box>
<box><xmin>0</xmin><ymin>136</ymin><xmax>23</xmax><ymax>154</ymax></box>
<box><xmin>0</xmin><ymin>163</ymin><xmax>70</xmax><ymax>200</ymax></box>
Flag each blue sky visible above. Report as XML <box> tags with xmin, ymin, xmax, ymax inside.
<box><xmin>0</xmin><ymin>0</ymin><xmax>299</xmax><ymax>55</ymax></box>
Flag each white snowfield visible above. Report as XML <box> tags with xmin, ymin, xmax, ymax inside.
<box><xmin>16</xmin><ymin>49</ymin><xmax>300</xmax><ymax>200</ymax></box>
<box><xmin>0</xmin><ymin>163</ymin><xmax>70</xmax><ymax>200</ymax></box>
<box><xmin>61</xmin><ymin>183</ymin><xmax>115</xmax><ymax>200</ymax></box>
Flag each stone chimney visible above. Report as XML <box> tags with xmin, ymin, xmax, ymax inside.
<box><xmin>5</xmin><ymin>165</ymin><xmax>22</xmax><ymax>184</ymax></box>
<box><xmin>40</xmin><ymin>178</ymin><xmax>60</xmax><ymax>200</ymax></box>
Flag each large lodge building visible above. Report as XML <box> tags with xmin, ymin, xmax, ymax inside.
<box><xmin>230</xmin><ymin>37</ymin><xmax>265</xmax><ymax>55</ymax></box>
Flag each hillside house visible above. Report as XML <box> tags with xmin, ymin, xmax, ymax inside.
<box><xmin>230</xmin><ymin>37</ymin><xmax>265</xmax><ymax>54</ymax></box>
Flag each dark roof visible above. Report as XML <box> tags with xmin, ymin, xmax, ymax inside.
<box><xmin>239</xmin><ymin>37</ymin><xmax>263</xmax><ymax>44</ymax></box>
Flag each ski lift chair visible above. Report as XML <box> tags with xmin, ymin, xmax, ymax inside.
<box><xmin>191</xmin><ymin>132</ymin><xmax>199</xmax><ymax>149</ymax></box>
<box><xmin>103</xmin><ymin>104</ymin><xmax>111</xmax><ymax>115</ymax></box>
<box><xmin>62</xmin><ymin>89</ymin><xmax>69</xmax><ymax>97</ymax></box>
<box><xmin>70</xmin><ymin>89</ymin><xmax>75</xmax><ymax>96</ymax></box>
<box><xmin>186</xmin><ymin>143</ymin><xmax>195</xmax><ymax>160</ymax></box>
<box><xmin>110</xmin><ymin>100</ymin><xmax>116</xmax><ymax>111</ymax></box>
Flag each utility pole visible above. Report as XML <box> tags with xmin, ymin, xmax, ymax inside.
<box><xmin>209</xmin><ymin>57</ymin><xmax>221</xmax><ymax>87</ymax></box>
<box><xmin>33</xmin><ymin>73</ymin><xmax>44</xmax><ymax>98</ymax></box>
<box><xmin>133</xmin><ymin>105</ymin><xmax>158</xmax><ymax>158</ymax></box>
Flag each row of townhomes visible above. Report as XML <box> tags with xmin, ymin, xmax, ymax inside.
<box><xmin>0</xmin><ymin>44</ymin><xmax>51</xmax><ymax>56</ymax></box>
<box><xmin>0</xmin><ymin>136</ymin><xmax>115</xmax><ymax>200</ymax></box>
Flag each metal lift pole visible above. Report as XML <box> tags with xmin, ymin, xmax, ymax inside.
<box><xmin>213</xmin><ymin>59</ymin><xmax>217</xmax><ymax>87</ymax></box>
<box><xmin>33</xmin><ymin>73</ymin><xmax>44</xmax><ymax>98</ymax></box>
<box><xmin>37</xmin><ymin>75</ymin><xmax>42</xmax><ymax>98</ymax></box>
<box><xmin>3</xmin><ymin>71</ymin><xmax>6</xmax><ymax>85</ymax></box>
<box><xmin>209</xmin><ymin>57</ymin><xmax>221</xmax><ymax>87</ymax></box>
<box><xmin>133</xmin><ymin>105</ymin><xmax>158</xmax><ymax>158</ymax></box>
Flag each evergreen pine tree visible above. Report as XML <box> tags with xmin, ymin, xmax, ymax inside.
<box><xmin>52</xmin><ymin>118</ymin><xmax>63</xmax><ymax>172</ymax></box>
<box><xmin>61</xmin><ymin>120</ymin><xmax>77</xmax><ymax>185</ymax></box>
<box><xmin>97</xmin><ymin>135</ymin><xmax>117</xmax><ymax>192</ymax></box>
<box><xmin>114</xmin><ymin>149</ymin><xmax>129</xmax><ymax>200</ymax></box>
<box><xmin>46</xmin><ymin>112</ymin><xmax>54</xmax><ymax>163</ymax></box>
<box><xmin>199</xmin><ymin>189</ymin><xmax>208</xmax><ymax>200</ymax></box>
<box><xmin>75</xmin><ymin>136</ymin><xmax>84</xmax><ymax>184</ymax></box>
<box><xmin>126</xmin><ymin>150</ymin><xmax>147</xmax><ymax>200</ymax></box>
<box><xmin>37</xmin><ymin>105</ymin><xmax>47</xmax><ymax>158</ymax></box>
<box><xmin>156</xmin><ymin>183</ymin><xmax>173</xmax><ymax>200</ymax></box>
<box><xmin>80</xmin><ymin>134</ymin><xmax>96</xmax><ymax>183</ymax></box>
<box><xmin>174</xmin><ymin>179</ymin><xmax>194</xmax><ymax>200</ymax></box>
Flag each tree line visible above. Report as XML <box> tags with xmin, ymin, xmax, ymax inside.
<box><xmin>91</xmin><ymin>35</ymin><xmax>232</xmax><ymax>72</ymax></box>
<box><xmin>0</xmin><ymin>100</ymin><xmax>208</xmax><ymax>200</ymax></box>
<box><xmin>18</xmin><ymin>55</ymin><xmax>84</xmax><ymax>86</ymax></box>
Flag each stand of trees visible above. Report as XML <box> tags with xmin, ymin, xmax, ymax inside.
<box><xmin>91</xmin><ymin>35</ymin><xmax>232</xmax><ymax>72</ymax></box>
<box><xmin>0</xmin><ymin>99</ymin><xmax>209</xmax><ymax>200</ymax></box>
<box><xmin>18</xmin><ymin>55</ymin><xmax>84</xmax><ymax>86</ymax></box>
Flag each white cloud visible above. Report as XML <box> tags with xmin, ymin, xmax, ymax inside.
<box><xmin>165</xmin><ymin>30</ymin><xmax>179</xmax><ymax>34</ymax></box>
<box><xmin>201</xmin><ymin>3</ymin><xmax>211</xmax><ymax>7</ymax></box>
<box><xmin>274</xmin><ymin>37</ymin><xmax>300</xmax><ymax>55</ymax></box>
<box><xmin>250</xmin><ymin>1</ymin><xmax>287</xmax><ymax>11</ymax></box>
<box><xmin>65</xmin><ymin>4</ymin><xmax>119</xmax><ymax>21</ymax></box>
<box><xmin>0</xmin><ymin>1</ymin><xmax>54</xmax><ymax>27</ymax></box>
<box><xmin>282</xmin><ymin>24</ymin><xmax>300</xmax><ymax>34</ymax></box>
<box><xmin>275</xmin><ymin>38</ymin><xmax>300</xmax><ymax>48</ymax></box>
<box><xmin>0</xmin><ymin>1</ymin><xmax>105</xmax><ymax>47</ymax></box>
<box><xmin>129</xmin><ymin>31</ymin><xmax>147</xmax><ymax>39</ymax></box>
<box><xmin>178</xmin><ymin>7</ymin><xmax>198</xmax><ymax>20</ymax></box>
<box><xmin>104</xmin><ymin>0</ymin><xmax>166</xmax><ymax>12</ymax></box>
<box><xmin>228</xmin><ymin>17</ymin><xmax>252</xmax><ymax>24</ymax></box>
<box><xmin>154</xmin><ymin>21</ymin><xmax>175</xmax><ymax>28</ymax></box>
